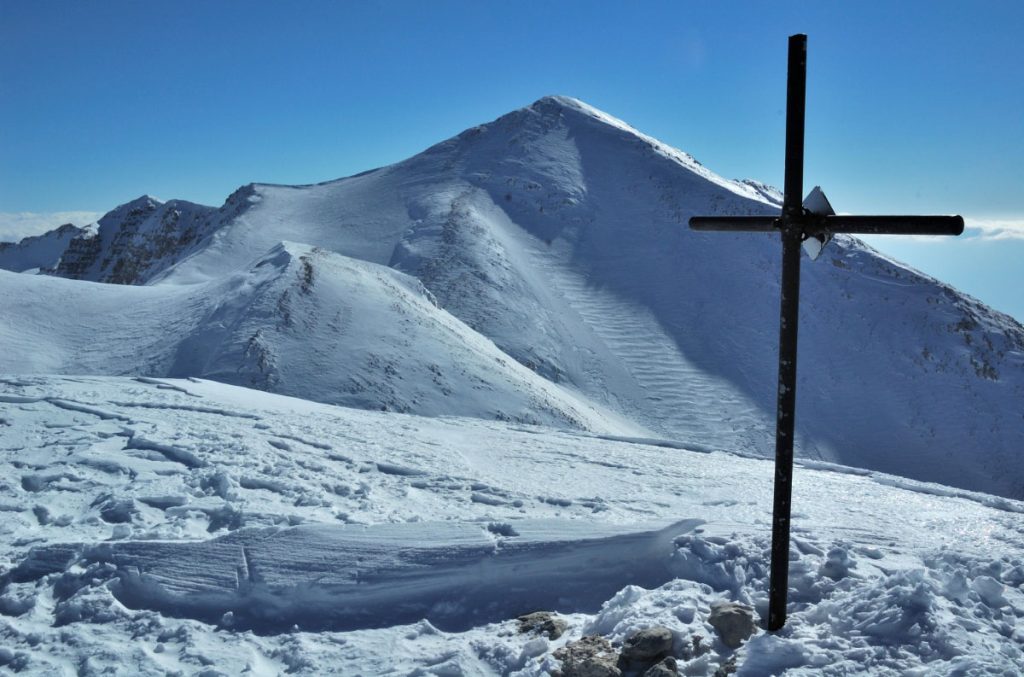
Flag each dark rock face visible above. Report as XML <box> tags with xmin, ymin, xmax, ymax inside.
<box><xmin>50</xmin><ymin>230</ymin><xmax>101</xmax><ymax>279</ymax></box>
<box><xmin>48</xmin><ymin>196</ymin><xmax>218</xmax><ymax>285</ymax></box>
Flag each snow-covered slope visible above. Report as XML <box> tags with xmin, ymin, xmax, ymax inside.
<box><xmin>6</xmin><ymin>95</ymin><xmax>1024</xmax><ymax>498</ymax></box>
<box><xmin>0</xmin><ymin>376</ymin><xmax>1021</xmax><ymax>675</ymax></box>
<box><xmin>0</xmin><ymin>223</ymin><xmax>87</xmax><ymax>272</ymax></box>
<box><xmin>0</xmin><ymin>244</ymin><xmax>629</xmax><ymax>432</ymax></box>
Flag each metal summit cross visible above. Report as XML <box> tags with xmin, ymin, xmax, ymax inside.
<box><xmin>689</xmin><ymin>34</ymin><xmax>963</xmax><ymax>631</ymax></box>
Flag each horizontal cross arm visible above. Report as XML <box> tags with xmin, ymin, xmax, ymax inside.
<box><xmin>689</xmin><ymin>216</ymin><xmax>778</xmax><ymax>232</ymax></box>
<box><xmin>688</xmin><ymin>214</ymin><xmax>964</xmax><ymax>236</ymax></box>
<box><xmin>813</xmin><ymin>214</ymin><xmax>964</xmax><ymax>236</ymax></box>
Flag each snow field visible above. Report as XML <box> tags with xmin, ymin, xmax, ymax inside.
<box><xmin>0</xmin><ymin>376</ymin><xmax>1021</xmax><ymax>675</ymax></box>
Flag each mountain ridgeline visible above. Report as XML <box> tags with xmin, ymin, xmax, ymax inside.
<box><xmin>3</xmin><ymin>96</ymin><xmax>1022</xmax><ymax>498</ymax></box>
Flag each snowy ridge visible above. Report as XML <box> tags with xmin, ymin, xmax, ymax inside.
<box><xmin>0</xmin><ymin>242</ymin><xmax>630</xmax><ymax>431</ymax></box>
<box><xmin>0</xmin><ymin>222</ymin><xmax>88</xmax><ymax>272</ymax></box>
<box><xmin>0</xmin><ymin>376</ymin><xmax>1021</xmax><ymax>674</ymax></box>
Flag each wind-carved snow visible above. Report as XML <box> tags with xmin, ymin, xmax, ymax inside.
<box><xmin>24</xmin><ymin>518</ymin><xmax>701</xmax><ymax>633</ymax></box>
<box><xmin>0</xmin><ymin>376</ymin><xmax>1021</xmax><ymax>675</ymax></box>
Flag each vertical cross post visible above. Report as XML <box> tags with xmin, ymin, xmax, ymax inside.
<box><xmin>688</xmin><ymin>33</ymin><xmax>962</xmax><ymax>632</ymax></box>
<box><xmin>768</xmin><ymin>33</ymin><xmax>807</xmax><ymax>632</ymax></box>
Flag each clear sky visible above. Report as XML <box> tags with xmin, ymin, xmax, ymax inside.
<box><xmin>1</xmin><ymin>1</ymin><xmax>1021</xmax><ymax>319</ymax></box>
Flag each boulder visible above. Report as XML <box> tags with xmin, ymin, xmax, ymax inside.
<box><xmin>621</xmin><ymin>626</ymin><xmax>673</xmax><ymax>662</ymax></box>
<box><xmin>517</xmin><ymin>610</ymin><xmax>568</xmax><ymax>639</ymax></box>
<box><xmin>553</xmin><ymin>635</ymin><xmax>621</xmax><ymax>677</ymax></box>
<box><xmin>708</xmin><ymin>602</ymin><xmax>756</xmax><ymax>649</ymax></box>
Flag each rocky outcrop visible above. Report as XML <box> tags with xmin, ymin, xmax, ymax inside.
<box><xmin>553</xmin><ymin>636</ymin><xmax>621</xmax><ymax>677</ymax></box>
<box><xmin>517</xmin><ymin>611</ymin><xmax>568</xmax><ymax>639</ymax></box>
<box><xmin>48</xmin><ymin>196</ymin><xmax>217</xmax><ymax>284</ymax></box>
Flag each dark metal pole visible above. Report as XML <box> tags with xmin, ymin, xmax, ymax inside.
<box><xmin>808</xmin><ymin>214</ymin><xmax>964</xmax><ymax>235</ymax></box>
<box><xmin>782</xmin><ymin>35</ymin><xmax>807</xmax><ymax>220</ymax></box>
<box><xmin>768</xmin><ymin>33</ymin><xmax>807</xmax><ymax>632</ymax></box>
<box><xmin>689</xmin><ymin>216</ymin><xmax>779</xmax><ymax>232</ymax></box>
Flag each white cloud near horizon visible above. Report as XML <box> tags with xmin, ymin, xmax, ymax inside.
<box><xmin>0</xmin><ymin>211</ymin><xmax>102</xmax><ymax>243</ymax></box>
<box><xmin>963</xmin><ymin>218</ymin><xmax>1024</xmax><ymax>241</ymax></box>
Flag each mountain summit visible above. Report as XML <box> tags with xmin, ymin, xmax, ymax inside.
<box><xmin>3</xmin><ymin>96</ymin><xmax>1022</xmax><ymax>497</ymax></box>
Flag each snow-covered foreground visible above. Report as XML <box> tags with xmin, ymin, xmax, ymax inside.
<box><xmin>1</xmin><ymin>376</ymin><xmax>1021</xmax><ymax>675</ymax></box>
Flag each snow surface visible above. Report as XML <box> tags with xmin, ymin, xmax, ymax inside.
<box><xmin>0</xmin><ymin>376</ymin><xmax>1021</xmax><ymax>675</ymax></box>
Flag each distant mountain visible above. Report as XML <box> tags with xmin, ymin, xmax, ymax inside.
<box><xmin>0</xmin><ymin>222</ymin><xmax>87</xmax><ymax>272</ymax></box>
<box><xmin>3</xmin><ymin>96</ymin><xmax>1022</xmax><ymax>497</ymax></box>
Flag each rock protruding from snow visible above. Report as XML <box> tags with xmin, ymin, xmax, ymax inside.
<box><xmin>708</xmin><ymin>601</ymin><xmax>756</xmax><ymax>649</ymax></box>
<box><xmin>517</xmin><ymin>611</ymin><xmax>568</xmax><ymax>639</ymax></box>
<box><xmin>621</xmin><ymin>626</ymin><xmax>673</xmax><ymax>662</ymax></box>
<box><xmin>51</xmin><ymin>195</ymin><xmax>217</xmax><ymax>284</ymax></box>
<box><xmin>553</xmin><ymin>635</ymin><xmax>621</xmax><ymax>677</ymax></box>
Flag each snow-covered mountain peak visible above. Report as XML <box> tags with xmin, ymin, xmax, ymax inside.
<box><xmin>4</xmin><ymin>97</ymin><xmax>1022</xmax><ymax>499</ymax></box>
<box><xmin>527</xmin><ymin>94</ymin><xmax>642</xmax><ymax>132</ymax></box>
<box><xmin>452</xmin><ymin>95</ymin><xmax>783</xmax><ymax>210</ymax></box>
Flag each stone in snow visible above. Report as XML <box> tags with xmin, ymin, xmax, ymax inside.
<box><xmin>708</xmin><ymin>601</ymin><xmax>757</xmax><ymax>649</ymax></box>
<box><xmin>620</xmin><ymin>625</ymin><xmax>674</xmax><ymax>662</ymax></box>
<box><xmin>516</xmin><ymin>610</ymin><xmax>568</xmax><ymax>639</ymax></box>
<box><xmin>553</xmin><ymin>635</ymin><xmax>622</xmax><ymax>677</ymax></box>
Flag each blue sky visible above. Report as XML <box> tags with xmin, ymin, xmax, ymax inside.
<box><xmin>1</xmin><ymin>1</ymin><xmax>1021</xmax><ymax>319</ymax></box>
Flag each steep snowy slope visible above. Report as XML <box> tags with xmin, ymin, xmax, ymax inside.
<box><xmin>0</xmin><ymin>245</ymin><xmax>628</xmax><ymax>432</ymax></box>
<box><xmin>8</xmin><ymin>96</ymin><xmax>1024</xmax><ymax>497</ymax></box>
<box><xmin>0</xmin><ymin>376</ymin><xmax>1021</xmax><ymax>675</ymax></box>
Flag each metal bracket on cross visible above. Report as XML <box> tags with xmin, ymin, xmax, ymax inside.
<box><xmin>801</xmin><ymin>187</ymin><xmax>834</xmax><ymax>260</ymax></box>
<box><xmin>687</xmin><ymin>34</ymin><xmax>963</xmax><ymax>632</ymax></box>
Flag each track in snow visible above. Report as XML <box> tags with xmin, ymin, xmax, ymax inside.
<box><xmin>522</xmin><ymin>235</ymin><xmax>769</xmax><ymax>452</ymax></box>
